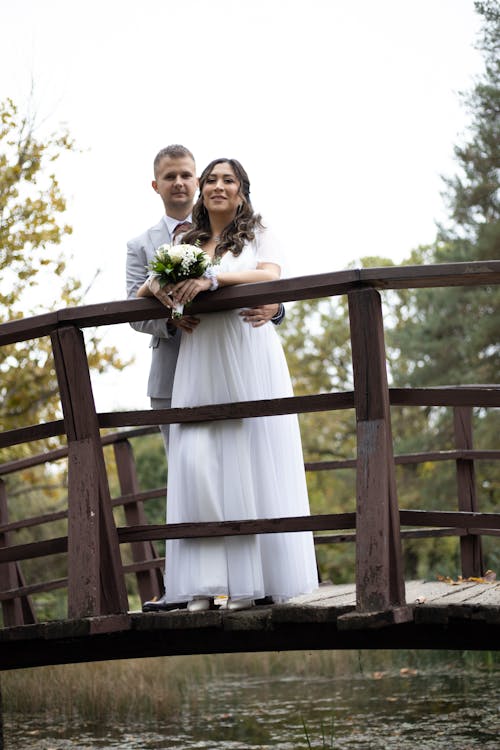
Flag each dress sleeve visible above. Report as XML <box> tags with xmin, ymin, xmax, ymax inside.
<box><xmin>254</xmin><ymin>225</ymin><xmax>287</xmax><ymax>276</ymax></box>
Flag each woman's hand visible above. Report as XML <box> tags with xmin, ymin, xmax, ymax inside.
<box><xmin>170</xmin><ymin>276</ymin><xmax>212</xmax><ymax>306</ymax></box>
<box><xmin>137</xmin><ymin>275</ymin><xmax>176</xmax><ymax>308</ymax></box>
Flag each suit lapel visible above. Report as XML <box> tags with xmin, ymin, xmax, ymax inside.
<box><xmin>148</xmin><ymin>218</ymin><xmax>171</xmax><ymax>252</ymax></box>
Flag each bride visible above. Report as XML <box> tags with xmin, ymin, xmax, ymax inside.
<box><xmin>138</xmin><ymin>157</ymin><xmax>318</xmax><ymax>612</ymax></box>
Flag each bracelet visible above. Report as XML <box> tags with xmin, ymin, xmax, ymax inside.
<box><xmin>203</xmin><ymin>266</ymin><xmax>219</xmax><ymax>291</ymax></box>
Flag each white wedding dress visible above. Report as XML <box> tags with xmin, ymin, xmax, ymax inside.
<box><xmin>164</xmin><ymin>227</ymin><xmax>319</xmax><ymax>603</ymax></box>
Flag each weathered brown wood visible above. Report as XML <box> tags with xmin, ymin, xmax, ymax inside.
<box><xmin>123</xmin><ymin>558</ymin><xmax>164</xmax><ymax>575</ymax></box>
<box><xmin>0</xmin><ymin>420</ymin><xmax>65</xmax><ymax>450</ymax></box>
<box><xmin>399</xmin><ymin>509</ymin><xmax>500</xmax><ymax>530</ymax></box>
<box><xmin>98</xmin><ymin>392</ymin><xmax>355</xmax><ymax>430</ymax></box>
<box><xmin>0</xmin><ymin>509</ymin><xmax>497</xmax><ymax>569</ymax></box>
<box><xmin>1</xmin><ymin>387</ymin><xmax>498</xmax><ymax>452</ymax></box>
<box><xmin>1</xmin><ymin>262</ymin><xmax>499</xmax><ymax>646</ymax></box>
<box><xmin>0</xmin><ymin>310</ymin><xmax>59</xmax><ymax>346</ymax></box>
<box><xmin>0</xmin><ymin>480</ymin><xmax>36</xmax><ymax>626</ymax></box>
<box><xmin>0</xmin><ymin>537</ymin><xmax>67</xmax><ymax>564</ymax></box>
<box><xmin>113</xmin><ymin>440</ymin><xmax>163</xmax><ymax>602</ymax></box>
<box><xmin>0</xmin><ymin>427</ymin><xmax>159</xmax><ymax>476</ymax></box>
<box><xmin>0</xmin><ymin>509</ymin><xmax>67</xmax><ymax>535</ymax></box>
<box><xmin>116</xmin><ymin>513</ymin><xmax>357</xmax><ymax>545</ymax></box>
<box><xmin>358</xmin><ymin>261</ymin><xmax>500</xmax><ymax>289</ymax></box>
<box><xmin>111</xmin><ymin>487</ymin><xmax>166</xmax><ymax>508</ymax></box>
<box><xmin>0</xmin><ymin>578</ymin><xmax>66</xmax><ymax>600</ymax></box>
<box><xmin>348</xmin><ymin>288</ymin><xmax>405</xmax><ymax>611</ymax></box>
<box><xmin>454</xmin><ymin>406</ymin><xmax>484</xmax><ymax>578</ymax></box>
<box><xmin>51</xmin><ymin>326</ymin><xmax>128</xmax><ymax>617</ymax></box>
<box><xmin>305</xmin><ymin>449</ymin><xmax>500</xmax><ymax>473</ymax></box>
<box><xmin>66</xmin><ymin>440</ymin><xmax>101</xmax><ymax>618</ymax></box>
<box><xmin>389</xmin><ymin>386</ymin><xmax>500</xmax><ymax>408</ymax></box>
<box><xmin>0</xmin><ymin>581</ymin><xmax>499</xmax><ymax>670</ymax></box>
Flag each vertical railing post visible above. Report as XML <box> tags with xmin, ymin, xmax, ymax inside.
<box><xmin>453</xmin><ymin>406</ymin><xmax>484</xmax><ymax>577</ymax></box>
<box><xmin>113</xmin><ymin>439</ymin><xmax>163</xmax><ymax>603</ymax></box>
<box><xmin>348</xmin><ymin>288</ymin><xmax>405</xmax><ymax>612</ymax></box>
<box><xmin>0</xmin><ymin>479</ymin><xmax>36</xmax><ymax>626</ymax></box>
<box><xmin>51</xmin><ymin>325</ymin><xmax>128</xmax><ymax>619</ymax></box>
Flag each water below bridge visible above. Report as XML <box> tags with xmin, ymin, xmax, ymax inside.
<box><xmin>3</xmin><ymin>651</ymin><xmax>499</xmax><ymax>749</ymax></box>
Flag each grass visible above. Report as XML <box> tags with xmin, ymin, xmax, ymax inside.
<box><xmin>2</xmin><ymin>649</ymin><xmax>498</xmax><ymax>722</ymax></box>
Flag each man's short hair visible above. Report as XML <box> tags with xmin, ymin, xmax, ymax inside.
<box><xmin>153</xmin><ymin>145</ymin><xmax>195</xmax><ymax>177</ymax></box>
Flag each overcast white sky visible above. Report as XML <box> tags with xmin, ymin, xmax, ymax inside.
<box><xmin>1</xmin><ymin>0</ymin><xmax>485</xmax><ymax>411</ymax></box>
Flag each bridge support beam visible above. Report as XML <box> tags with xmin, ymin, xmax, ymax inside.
<box><xmin>0</xmin><ymin>479</ymin><xmax>36</xmax><ymax>627</ymax></box>
<box><xmin>454</xmin><ymin>406</ymin><xmax>484</xmax><ymax>578</ymax></box>
<box><xmin>51</xmin><ymin>326</ymin><xmax>128</xmax><ymax>619</ymax></box>
<box><xmin>113</xmin><ymin>439</ymin><xmax>163</xmax><ymax>603</ymax></box>
<box><xmin>348</xmin><ymin>288</ymin><xmax>405</xmax><ymax>612</ymax></box>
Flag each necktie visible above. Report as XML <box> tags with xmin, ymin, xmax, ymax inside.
<box><xmin>173</xmin><ymin>221</ymin><xmax>192</xmax><ymax>239</ymax></box>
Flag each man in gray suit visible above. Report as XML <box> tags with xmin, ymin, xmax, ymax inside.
<box><xmin>126</xmin><ymin>144</ymin><xmax>283</xmax><ymax>610</ymax></box>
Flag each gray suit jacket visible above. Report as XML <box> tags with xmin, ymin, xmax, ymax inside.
<box><xmin>126</xmin><ymin>218</ymin><xmax>286</xmax><ymax>399</ymax></box>
<box><xmin>126</xmin><ymin>217</ymin><xmax>181</xmax><ymax>399</ymax></box>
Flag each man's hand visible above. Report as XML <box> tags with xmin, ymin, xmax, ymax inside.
<box><xmin>240</xmin><ymin>304</ymin><xmax>280</xmax><ymax>328</ymax></box>
<box><xmin>169</xmin><ymin>315</ymin><xmax>200</xmax><ymax>334</ymax></box>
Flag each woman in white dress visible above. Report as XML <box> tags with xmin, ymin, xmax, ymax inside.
<box><xmin>138</xmin><ymin>158</ymin><xmax>318</xmax><ymax>612</ymax></box>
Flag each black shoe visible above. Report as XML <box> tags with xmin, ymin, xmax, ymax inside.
<box><xmin>142</xmin><ymin>594</ymin><xmax>188</xmax><ymax>612</ymax></box>
<box><xmin>255</xmin><ymin>596</ymin><xmax>274</xmax><ymax>606</ymax></box>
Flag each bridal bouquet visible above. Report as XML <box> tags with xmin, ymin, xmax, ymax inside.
<box><xmin>148</xmin><ymin>243</ymin><xmax>212</xmax><ymax>317</ymax></box>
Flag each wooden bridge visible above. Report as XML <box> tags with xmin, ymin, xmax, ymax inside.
<box><xmin>0</xmin><ymin>261</ymin><xmax>499</xmax><ymax>670</ymax></box>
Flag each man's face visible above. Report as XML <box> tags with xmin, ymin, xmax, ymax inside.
<box><xmin>152</xmin><ymin>156</ymin><xmax>198</xmax><ymax>218</ymax></box>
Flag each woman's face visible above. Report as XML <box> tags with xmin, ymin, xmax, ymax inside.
<box><xmin>202</xmin><ymin>162</ymin><xmax>242</xmax><ymax>219</ymax></box>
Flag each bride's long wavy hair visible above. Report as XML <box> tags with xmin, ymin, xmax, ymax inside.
<box><xmin>182</xmin><ymin>158</ymin><xmax>264</xmax><ymax>259</ymax></box>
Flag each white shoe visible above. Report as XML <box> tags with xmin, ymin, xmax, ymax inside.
<box><xmin>187</xmin><ymin>597</ymin><xmax>212</xmax><ymax>612</ymax></box>
<box><xmin>226</xmin><ymin>598</ymin><xmax>255</xmax><ymax>611</ymax></box>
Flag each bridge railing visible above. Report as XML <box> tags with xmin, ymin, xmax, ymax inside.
<box><xmin>0</xmin><ymin>261</ymin><xmax>499</xmax><ymax>625</ymax></box>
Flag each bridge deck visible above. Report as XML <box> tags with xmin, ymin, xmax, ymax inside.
<box><xmin>1</xmin><ymin>580</ymin><xmax>499</xmax><ymax>671</ymax></box>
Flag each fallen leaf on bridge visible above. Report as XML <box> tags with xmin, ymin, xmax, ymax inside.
<box><xmin>437</xmin><ymin>569</ymin><xmax>496</xmax><ymax>585</ymax></box>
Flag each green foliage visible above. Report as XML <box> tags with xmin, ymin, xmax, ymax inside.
<box><xmin>0</xmin><ymin>98</ymin><xmax>129</xmax><ymax>622</ymax></box>
<box><xmin>279</xmin><ymin>0</ymin><xmax>500</xmax><ymax>586</ymax></box>
<box><xmin>0</xmin><ymin>97</ymin><xmax>127</xmax><ymax>457</ymax></box>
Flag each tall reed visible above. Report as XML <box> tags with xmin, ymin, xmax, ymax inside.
<box><xmin>2</xmin><ymin>649</ymin><xmax>497</xmax><ymax>721</ymax></box>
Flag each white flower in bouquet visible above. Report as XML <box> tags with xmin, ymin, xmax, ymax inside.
<box><xmin>147</xmin><ymin>242</ymin><xmax>214</xmax><ymax>318</ymax></box>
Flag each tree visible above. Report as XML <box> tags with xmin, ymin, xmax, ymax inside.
<box><xmin>0</xmin><ymin>97</ymin><xmax>126</xmax><ymax>457</ymax></box>
<box><xmin>391</xmin><ymin>1</ymin><xmax>499</xmax><ymax>387</ymax></box>
<box><xmin>0</xmin><ymin>98</ymin><xmax>130</xmax><ymax>622</ymax></box>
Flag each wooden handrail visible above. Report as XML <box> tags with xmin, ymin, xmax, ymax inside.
<box><xmin>1</xmin><ymin>261</ymin><xmax>499</xmax><ymax>345</ymax></box>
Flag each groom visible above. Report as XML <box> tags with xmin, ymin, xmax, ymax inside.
<box><xmin>126</xmin><ymin>144</ymin><xmax>284</xmax><ymax>611</ymax></box>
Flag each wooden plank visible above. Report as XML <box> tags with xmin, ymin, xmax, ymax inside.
<box><xmin>359</xmin><ymin>261</ymin><xmax>500</xmax><ymax>289</ymax></box>
<box><xmin>0</xmin><ymin>509</ymin><xmax>67</xmax><ymax>534</ymax></box>
<box><xmin>123</xmin><ymin>558</ymin><xmax>164</xmax><ymax>575</ymax></box>
<box><xmin>305</xmin><ymin>448</ymin><xmax>500</xmax><ymax>473</ymax></box>
<box><xmin>0</xmin><ymin>508</ymin><xmax>494</xmax><ymax>569</ymax></box>
<box><xmin>0</xmin><ymin>420</ymin><xmax>65</xmax><ymax>450</ymax></box>
<box><xmin>348</xmin><ymin>288</ymin><xmax>405</xmax><ymax>611</ymax></box>
<box><xmin>0</xmin><ymin>480</ymin><xmax>36</xmax><ymax>626</ymax></box>
<box><xmin>0</xmin><ymin>427</ymin><xmax>158</xmax><ymax>476</ymax></box>
<box><xmin>389</xmin><ymin>386</ymin><xmax>500</xmax><ymax>408</ymax></box>
<box><xmin>454</xmin><ymin>406</ymin><xmax>484</xmax><ymax>577</ymax></box>
<box><xmin>0</xmin><ymin>578</ymin><xmax>66</xmax><ymax>600</ymax></box>
<box><xmin>98</xmin><ymin>392</ymin><xmax>355</xmax><ymax>429</ymax></box>
<box><xmin>113</xmin><ymin>440</ymin><xmax>163</xmax><ymax>602</ymax></box>
<box><xmin>1</xmin><ymin>262</ymin><xmax>499</xmax><ymax>347</ymax></box>
<box><xmin>67</xmin><ymin>440</ymin><xmax>101</xmax><ymax>618</ymax></box>
<box><xmin>0</xmin><ymin>311</ymin><xmax>58</xmax><ymax>346</ymax></box>
<box><xmin>117</xmin><ymin>513</ymin><xmax>357</xmax><ymax>544</ymax></box>
<box><xmin>0</xmin><ymin>581</ymin><xmax>499</xmax><ymax>669</ymax></box>
<box><xmin>0</xmin><ymin>537</ymin><xmax>68</xmax><ymax>564</ymax></box>
<box><xmin>400</xmin><ymin>509</ymin><xmax>500</xmax><ymax>530</ymax></box>
<box><xmin>337</xmin><ymin>606</ymin><xmax>414</xmax><ymax>630</ymax></box>
<box><xmin>51</xmin><ymin>326</ymin><xmax>128</xmax><ymax>617</ymax></box>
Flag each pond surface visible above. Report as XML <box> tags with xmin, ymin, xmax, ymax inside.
<box><xmin>4</xmin><ymin>659</ymin><xmax>500</xmax><ymax>748</ymax></box>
